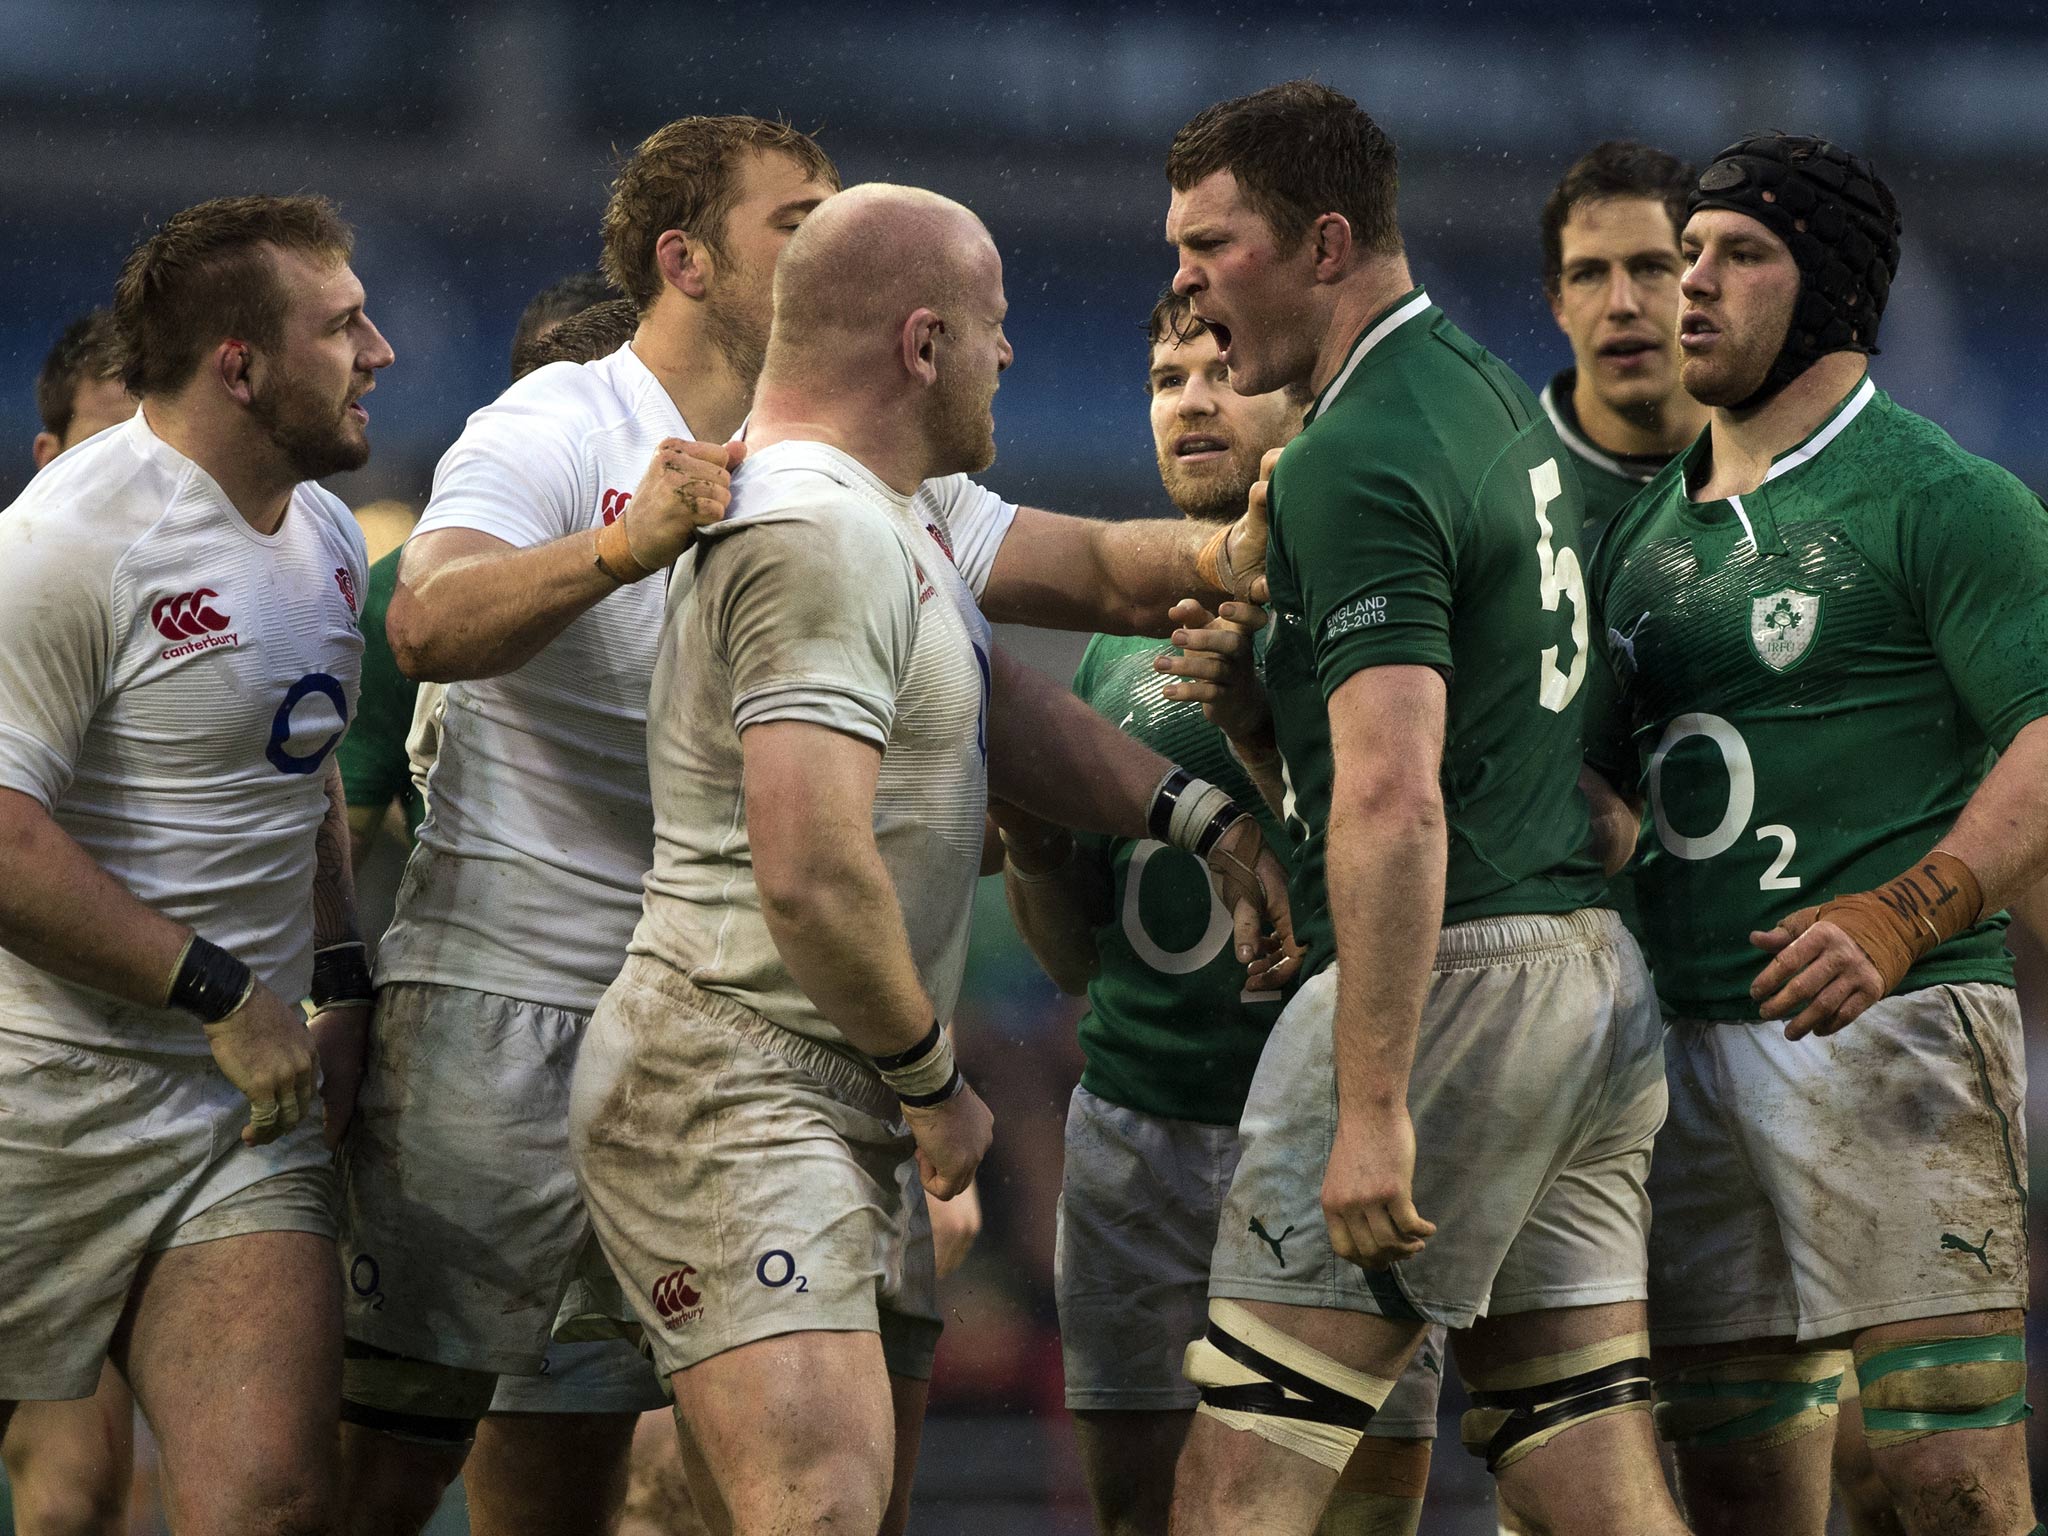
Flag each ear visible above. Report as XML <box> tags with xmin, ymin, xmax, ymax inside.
<box><xmin>655</xmin><ymin>229</ymin><xmax>714</xmax><ymax>303</ymax></box>
<box><xmin>1546</xmin><ymin>286</ymin><xmax>1567</xmax><ymax>329</ymax></box>
<box><xmin>1307</xmin><ymin>212</ymin><xmax>1355</xmax><ymax>283</ymax></box>
<box><xmin>216</xmin><ymin>340</ymin><xmax>257</xmax><ymax>407</ymax></box>
<box><xmin>30</xmin><ymin>431</ymin><xmax>60</xmax><ymax>470</ymax></box>
<box><xmin>900</xmin><ymin>307</ymin><xmax>942</xmax><ymax>387</ymax></box>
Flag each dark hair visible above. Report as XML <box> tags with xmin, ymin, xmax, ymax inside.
<box><xmin>510</xmin><ymin>270</ymin><xmax>617</xmax><ymax>381</ymax></box>
<box><xmin>112</xmin><ymin>194</ymin><xmax>354</xmax><ymax>398</ymax></box>
<box><xmin>601</xmin><ymin>116</ymin><xmax>839</xmax><ymax>312</ymax></box>
<box><xmin>1166</xmin><ymin>80</ymin><xmax>1401</xmax><ymax>257</ymax></box>
<box><xmin>1539</xmin><ymin>141</ymin><xmax>1695</xmax><ymax>297</ymax></box>
<box><xmin>36</xmin><ymin>309</ymin><xmax>125</xmax><ymax>437</ymax></box>
<box><xmin>510</xmin><ymin>298</ymin><xmax>640</xmax><ymax>381</ymax></box>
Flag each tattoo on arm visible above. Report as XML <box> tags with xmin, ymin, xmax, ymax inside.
<box><xmin>313</xmin><ymin>759</ymin><xmax>361</xmax><ymax>949</ymax></box>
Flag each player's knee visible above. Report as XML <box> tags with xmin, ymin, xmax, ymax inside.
<box><xmin>1653</xmin><ymin>1347</ymin><xmax>1851</xmax><ymax>1455</ymax></box>
<box><xmin>1460</xmin><ymin>1331</ymin><xmax>1654</xmax><ymax>1472</ymax></box>
<box><xmin>9</xmin><ymin>1478</ymin><xmax>129</xmax><ymax>1536</ymax></box>
<box><xmin>340</xmin><ymin>1338</ymin><xmax>495</xmax><ymax>1450</ymax></box>
<box><xmin>733</xmin><ymin>1449</ymin><xmax>886</xmax><ymax>1536</ymax></box>
<box><xmin>1181</xmin><ymin>1299</ymin><xmax>1395</xmax><ymax>1474</ymax></box>
<box><xmin>1852</xmin><ymin>1329</ymin><xmax>2029</xmax><ymax>1452</ymax></box>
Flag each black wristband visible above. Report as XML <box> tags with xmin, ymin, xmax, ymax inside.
<box><xmin>168</xmin><ymin>936</ymin><xmax>255</xmax><ymax>1024</ymax></box>
<box><xmin>312</xmin><ymin>941</ymin><xmax>374</xmax><ymax>1009</ymax></box>
<box><xmin>868</xmin><ymin>1019</ymin><xmax>944</xmax><ymax>1074</ymax></box>
<box><xmin>1148</xmin><ymin>768</ymin><xmax>1193</xmax><ymax>844</ymax></box>
<box><xmin>896</xmin><ymin>1065</ymin><xmax>966</xmax><ymax>1109</ymax></box>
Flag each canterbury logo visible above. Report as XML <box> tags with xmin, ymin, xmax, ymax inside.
<box><xmin>925</xmin><ymin>521</ymin><xmax>956</xmax><ymax>564</ymax></box>
<box><xmin>151</xmin><ymin>589</ymin><xmax>231</xmax><ymax>640</ymax></box>
<box><xmin>334</xmin><ymin>566</ymin><xmax>359</xmax><ymax>614</ymax></box>
<box><xmin>651</xmin><ymin>1264</ymin><xmax>702</xmax><ymax>1322</ymax></box>
<box><xmin>600</xmin><ymin>487</ymin><xmax>632</xmax><ymax>526</ymax></box>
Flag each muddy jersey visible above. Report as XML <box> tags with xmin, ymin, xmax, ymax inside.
<box><xmin>1587</xmin><ymin>378</ymin><xmax>2048</xmax><ymax>1017</ymax></box>
<box><xmin>1264</xmin><ymin>290</ymin><xmax>1605</xmax><ymax>976</ymax></box>
<box><xmin>631</xmin><ymin>441</ymin><xmax>992</xmax><ymax>1047</ymax></box>
<box><xmin>0</xmin><ymin>413</ymin><xmax>366</xmax><ymax>1053</ymax></box>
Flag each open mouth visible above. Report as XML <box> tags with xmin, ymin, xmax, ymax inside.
<box><xmin>1197</xmin><ymin>315</ymin><xmax>1233</xmax><ymax>358</ymax></box>
<box><xmin>1678</xmin><ymin>312</ymin><xmax>1719</xmax><ymax>350</ymax></box>
<box><xmin>1598</xmin><ymin>337</ymin><xmax>1659</xmax><ymax>363</ymax></box>
<box><xmin>1174</xmin><ymin>433</ymin><xmax>1230</xmax><ymax>463</ymax></box>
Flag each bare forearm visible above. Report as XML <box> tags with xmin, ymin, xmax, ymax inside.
<box><xmin>314</xmin><ymin>761</ymin><xmax>361</xmax><ymax>950</ymax></box>
<box><xmin>996</xmin><ymin>812</ymin><xmax>1105</xmax><ymax>995</ymax></box>
<box><xmin>388</xmin><ymin>530</ymin><xmax>619</xmax><ymax>682</ymax></box>
<box><xmin>1936</xmin><ymin>716</ymin><xmax>2048</xmax><ymax>913</ymax></box>
<box><xmin>1327</xmin><ymin>790</ymin><xmax>1446</xmax><ymax>1109</ymax></box>
<box><xmin>987</xmin><ymin>649</ymin><xmax>1169</xmax><ymax>837</ymax></box>
<box><xmin>1580</xmin><ymin>765</ymin><xmax>1641</xmax><ymax>878</ymax></box>
<box><xmin>0</xmin><ymin>789</ymin><xmax>193</xmax><ymax>1008</ymax></box>
<box><xmin>981</xmin><ymin>510</ymin><xmax>1220</xmax><ymax>638</ymax></box>
<box><xmin>761</xmin><ymin>854</ymin><xmax>938</xmax><ymax>1057</ymax></box>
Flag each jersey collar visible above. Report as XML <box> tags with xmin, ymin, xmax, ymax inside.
<box><xmin>1759</xmin><ymin>374</ymin><xmax>1877</xmax><ymax>485</ymax></box>
<box><xmin>1540</xmin><ymin>369</ymin><xmax>1670</xmax><ymax>485</ymax></box>
<box><xmin>1682</xmin><ymin>373</ymin><xmax>1879</xmax><ymax>555</ymax></box>
<box><xmin>616</xmin><ymin>339</ymin><xmax>693</xmax><ymax>441</ymax></box>
<box><xmin>1308</xmin><ymin>288</ymin><xmax>1434</xmax><ymax>423</ymax></box>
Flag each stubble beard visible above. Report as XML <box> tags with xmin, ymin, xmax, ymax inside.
<box><xmin>1156</xmin><ymin>446</ymin><xmax>1258</xmax><ymax>524</ymax></box>
<box><xmin>249</xmin><ymin>366</ymin><xmax>368</xmax><ymax>481</ymax></box>
<box><xmin>927</xmin><ymin>372</ymin><xmax>996</xmax><ymax>479</ymax></box>
<box><xmin>1682</xmin><ymin>301</ymin><xmax>1794</xmax><ymax>410</ymax></box>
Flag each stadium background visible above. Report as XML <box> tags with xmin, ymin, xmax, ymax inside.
<box><xmin>3</xmin><ymin>1</ymin><xmax>2046</xmax><ymax>1529</ymax></box>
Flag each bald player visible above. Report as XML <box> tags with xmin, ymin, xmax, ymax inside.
<box><xmin>569</xmin><ymin>183</ymin><xmax>1294</xmax><ymax>1536</ymax></box>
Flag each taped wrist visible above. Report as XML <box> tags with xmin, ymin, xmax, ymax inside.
<box><xmin>1195</xmin><ymin>520</ymin><xmax>1243</xmax><ymax>596</ymax></box>
<box><xmin>1183</xmin><ymin>1298</ymin><xmax>1395</xmax><ymax>1472</ymax></box>
<box><xmin>1818</xmin><ymin>850</ymin><xmax>1984</xmax><ymax>991</ymax></box>
<box><xmin>1853</xmin><ymin>1331</ymin><xmax>2030</xmax><ymax>1448</ymax></box>
<box><xmin>1149</xmin><ymin>769</ymin><xmax>1245</xmax><ymax>858</ymax></box>
<box><xmin>167</xmin><ymin>935</ymin><xmax>255</xmax><ymax>1023</ymax></box>
<box><xmin>1653</xmin><ymin>1349</ymin><xmax>1850</xmax><ymax>1452</ymax></box>
<box><xmin>594</xmin><ymin>516</ymin><xmax>653</xmax><ymax>585</ymax></box>
<box><xmin>311</xmin><ymin>940</ymin><xmax>374</xmax><ymax>1010</ymax></box>
<box><xmin>1460</xmin><ymin>1332</ymin><xmax>1653</xmax><ymax>1471</ymax></box>
<box><xmin>869</xmin><ymin>1020</ymin><xmax>964</xmax><ymax>1107</ymax></box>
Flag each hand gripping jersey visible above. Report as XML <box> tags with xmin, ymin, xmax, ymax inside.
<box><xmin>631</xmin><ymin>441</ymin><xmax>992</xmax><ymax>1046</ymax></box>
<box><xmin>1069</xmin><ymin>632</ymin><xmax>1292</xmax><ymax>1126</ymax></box>
<box><xmin>0</xmin><ymin>413</ymin><xmax>367</xmax><ymax>1053</ymax></box>
<box><xmin>1264</xmin><ymin>291</ymin><xmax>1605</xmax><ymax>977</ymax></box>
<box><xmin>1587</xmin><ymin>378</ymin><xmax>2048</xmax><ymax>1018</ymax></box>
<box><xmin>376</xmin><ymin>344</ymin><xmax>1015</xmax><ymax>1013</ymax></box>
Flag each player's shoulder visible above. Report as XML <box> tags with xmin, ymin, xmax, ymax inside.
<box><xmin>702</xmin><ymin>442</ymin><xmax>919</xmax><ymax>587</ymax></box>
<box><xmin>456</xmin><ymin>343</ymin><xmax>648</xmax><ymax>449</ymax></box>
<box><xmin>1858</xmin><ymin>388</ymin><xmax>2038</xmax><ymax>512</ymax></box>
<box><xmin>1</xmin><ymin>414</ymin><xmax>191</xmax><ymax>574</ymax></box>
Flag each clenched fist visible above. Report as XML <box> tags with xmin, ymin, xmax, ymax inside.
<box><xmin>621</xmin><ymin>438</ymin><xmax>747</xmax><ymax>572</ymax></box>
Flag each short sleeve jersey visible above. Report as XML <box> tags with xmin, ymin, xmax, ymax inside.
<box><xmin>336</xmin><ymin>546</ymin><xmax>422</xmax><ymax>835</ymax></box>
<box><xmin>1540</xmin><ymin>369</ymin><xmax>1674</xmax><ymax>546</ymax></box>
<box><xmin>375</xmin><ymin>342</ymin><xmax>1017</xmax><ymax>1013</ymax></box>
<box><xmin>631</xmin><ymin>441</ymin><xmax>992</xmax><ymax>1047</ymax></box>
<box><xmin>1264</xmin><ymin>291</ymin><xmax>1605</xmax><ymax>976</ymax></box>
<box><xmin>1069</xmin><ymin>631</ymin><xmax>1292</xmax><ymax>1126</ymax></box>
<box><xmin>0</xmin><ymin>413</ymin><xmax>366</xmax><ymax>1054</ymax></box>
<box><xmin>1588</xmin><ymin>378</ymin><xmax>2048</xmax><ymax>1018</ymax></box>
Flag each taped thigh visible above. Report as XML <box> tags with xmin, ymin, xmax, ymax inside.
<box><xmin>1853</xmin><ymin>1332</ymin><xmax>2030</xmax><ymax>1449</ymax></box>
<box><xmin>1652</xmin><ymin>1348</ymin><xmax>1851</xmax><ymax>1453</ymax></box>
<box><xmin>341</xmin><ymin>1339</ymin><xmax>498</xmax><ymax>1447</ymax></box>
<box><xmin>1460</xmin><ymin>1332</ymin><xmax>1653</xmax><ymax>1472</ymax></box>
<box><xmin>1182</xmin><ymin>1299</ymin><xmax>1397</xmax><ymax>1472</ymax></box>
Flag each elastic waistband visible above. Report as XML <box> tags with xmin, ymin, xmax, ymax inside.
<box><xmin>1432</xmin><ymin>908</ymin><xmax>1628</xmax><ymax>973</ymax></box>
<box><xmin>614</xmin><ymin>954</ymin><xmax>896</xmax><ymax>1120</ymax></box>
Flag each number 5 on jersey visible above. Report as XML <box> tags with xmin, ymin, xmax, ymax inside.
<box><xmin>1529</xmin><ymin>459</ymin><xmax>1588</xmax><ymax>714</ymax></box>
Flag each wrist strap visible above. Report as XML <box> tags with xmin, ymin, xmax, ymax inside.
<box><xmin>1149</xmin><ymin>769</ymin><xmax>1245</xmax><ymax>858</ymax></box>
<box><xmin>167</xmin><ymin>936</ymin><xmax>255</xmax><ymax>1024</ymax></box>
<box><xmin>869</xmin><ymin>1020</ymin><xmax>965</xmax><ymax>1107</ymax></box>
<box><xmin>311</xmin><ymin>941</ymin><xmax>374</xmax><ymax>1010</ymax></box>
<box><xmin>594</xmin><ymin>517</ymin><xmax>652</xmax><ymax>585</ymax></box>
<box><xmin>1195</xmin><ymin>521</ymin><xmax>1240</xmax><ymax>596</ymax></box>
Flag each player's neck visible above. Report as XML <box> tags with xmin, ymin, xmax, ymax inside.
<box><xmin>1308</xmin><ymin>255</ymin><xmax>1417</xmax><ymax>398</ymax></box>
<box><xmin>1694</xmin><ymin>354</ymin><xmax>1869</xmax><ymax>502</ymax></box>
<box><xmin>747</xmin><ymin>385</ymin><xmax>929</xmax><ymax>498</ymax></box>
<box><xmin>1572</xmin><ymin>376</ymin><xmax>1705</xmax><ymax>460</ymax></box>
<box><xmin>632</xmin><ymin>305</ymin><xmax>752</xmax><ymax>445</ymax></box>
<box><xmin>140</xmin><ymin>397</ymin><xmax>294</xmax><ymax>534</ymax></box>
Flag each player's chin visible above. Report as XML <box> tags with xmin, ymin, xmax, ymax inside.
<box><xmin>1679</xmin><ymin>355</ymin><xmax>1756</xmax><ymax>410</ymax></box>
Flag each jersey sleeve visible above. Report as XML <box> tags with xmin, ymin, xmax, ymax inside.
<box><xmin>338</xmin><ymin>548</ymin><xmax>420</xmax><ymax>813</ymax></box>
<box><xmin>0</xmin><ymin>512</ymin><xmax>117</xmax><ymax>807</ymax></box>
<box><xmin>415</xmin><ymin>393</ymin><xmax>591</xmax><ymax>549</ymax></box>
<box><xmin>1903</xmin><ymin>466</ymin><xmax>2048</xmax><ymax>750</ymax></box>
<box><xmin>1273</xmin><ymin>444</ymin><xmax>1453</xmax><ymax>697</ymax></box>
<box><xmin>708</xmin><ymin>508</ymin><xmax>920</xmax><ymax>747</ymax></box>
<box><xmin>923</xmin><ymin>474</ymin><xmax>1017</xmax><ymax>599</ymax></box>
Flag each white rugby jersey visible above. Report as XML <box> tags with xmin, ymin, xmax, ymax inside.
<box><xmin>0</xmin><ymin>412</ymin><xmax>367</xmax><ymax>1054</ymax></box>
<box><xmin>634</xmin><ymin>441</ymin><xmax>991</xmax><ymax>1043</ymax></box>
<box><xmin>377</xmin><ymin>343</ymin><xmax>1015</xmax><ymax>1013</ymax></box>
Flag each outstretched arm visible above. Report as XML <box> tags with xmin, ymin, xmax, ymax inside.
<box><xmin>991</xmin><ymin>800</ymin><xmax>1109</xmax><ymax>996</ymax></box>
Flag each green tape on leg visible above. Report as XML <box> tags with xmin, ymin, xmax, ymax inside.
<box><xmin>1855</xmin><ymin>1334</ymin><xmax>2024</xmax><ymax>1385</ymax></box>
<box><xmin>1854</xmin><ymin>1333</ymin><xmax>2031</xmax><ymax>1446</ymax></box>
<box><xmin>1656</xmin><ymin>1373</ymin><xmax>1842</xmax><ymax>1450</ymax></box>
<box><xmin>1860</xmin><ymin>1389</ymin><xmax>2031</xmax><ymax>1438</ymax></box>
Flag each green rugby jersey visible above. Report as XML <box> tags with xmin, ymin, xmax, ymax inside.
<box><xmin>1587</xmin><ymin>377</ymin><xmax>2048</xmax><ymax>1018</ymax></box>
<box><xmin>1539</xmin><ymin>369</ymin><xmax>1674</xmax><ymax>545</ymax></box>
<box><xmin>1070</xmin><ymin>632</ymin><xmax>1292</xmax><ymax>1125</ymax></box>
<box><xmin>338</xmin><ymin>546</ymin><xmax>424</xmax><ymax>835</ymax></box>
<box><xmin>1265</xmin><ymin>290</ymin><xmax>1606</xmax><ymax>977</ymax></box>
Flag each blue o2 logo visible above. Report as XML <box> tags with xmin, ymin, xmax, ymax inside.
<box><xmin>268</xmin><ymin>672</ymin><xmax>349</xmax><ymax>775</ymax></box>
<box><xmin>756</xmin><ymin>1250</ymin><xmax>809</xmax><ymax>1293</ymax></box>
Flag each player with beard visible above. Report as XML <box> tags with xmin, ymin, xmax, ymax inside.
<box><xmin>1537</xmin><ymin>142</ymin><xmax>1707</xmax><ymax>543</ymax></box>
<box><xmin>997</xmin><ymin>289</ymin><xmax>1441</xmax><ymax>1536</ymax></box>
<box><xmin>0</xmin><ymin>194</ymin><xmax>391</xmax><ymax>1531</ymax></box>
<box><xmin>1158</xmin><ymin>83</ymin><xmax>1683</xmax><ymax>1536</ymax></box>
<box><xmin>1586</xmin><ymin>136</ymin><xmax>2046</xmax><ymax>1536</ymax></box>
<box><xmin>338</xmin><ymin>115</ymin><xmax>1274</xmax><ymax>1536</ymax></box>
<box><xmin>568</xmin><ymin>181</ymin><xmax>1292</xmax><ymax>1536</ymax></box>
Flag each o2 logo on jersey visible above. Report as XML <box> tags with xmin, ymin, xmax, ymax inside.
<box><xmin>652</xmin><ymin>1264</ymin><xmax>705</xmax><ymax>1326</ymax></box>
<box><xmin>599</xmin><ymin>488</ymin><xmax>632</xmax><ymax>526</ymax></box>
<box><xmin>756</xmin><ymin>1250</ymin><xmax>809</xmax><ymax>1293</ymax></box>
<box><xmin>267</xmin><ymin>672</ymin><xmax>349</xmax><ymax>776</ymax></box>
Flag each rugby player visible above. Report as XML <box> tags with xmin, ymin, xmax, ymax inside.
<box><xmin>1537</xmin><ymin>142</ymin><xmax>1706</xmax><ymax>541</ymax></box>
<box><xmin>998</xmin><ymin>288</ymin><xmax>1440</xmax><ymax>1536</ymax></box>
<box><xmin>506</xmin><ymin>268</ymin><xmax>616</xmax><ymax>381</ymax></box>
<box><xmin>1586</xmin><ymin>134</ymin><xmax>2046</xmax><ymax>1536</ymax></box>
<box><xmin>338</xmin><ymin>114</ymin><xmax>1272</xmax><ymax>1535</ymax></box>
<box><xmin>1156</xmin><ymin>82</ymin><xmax>1684</xmax><ymax>1535</ymax></box>
<box><xmin>1</xmin><ymin>307</ymin><xmax>144</xmax><ymax>1536</ymax></box>
<box><xmin>29</xmin><ymin>308</ymin><xmax>135</xmax><ymax>471</ymax></box>
<box><xmin>568</xmin><ymin>179</ymin><xmax>1291</xmax><ymax>1536</ymax></box>
<box><xmin>0</xmin><ymin>194</ymin><xmax>391</xmax><ymax>1531</ymax></box>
